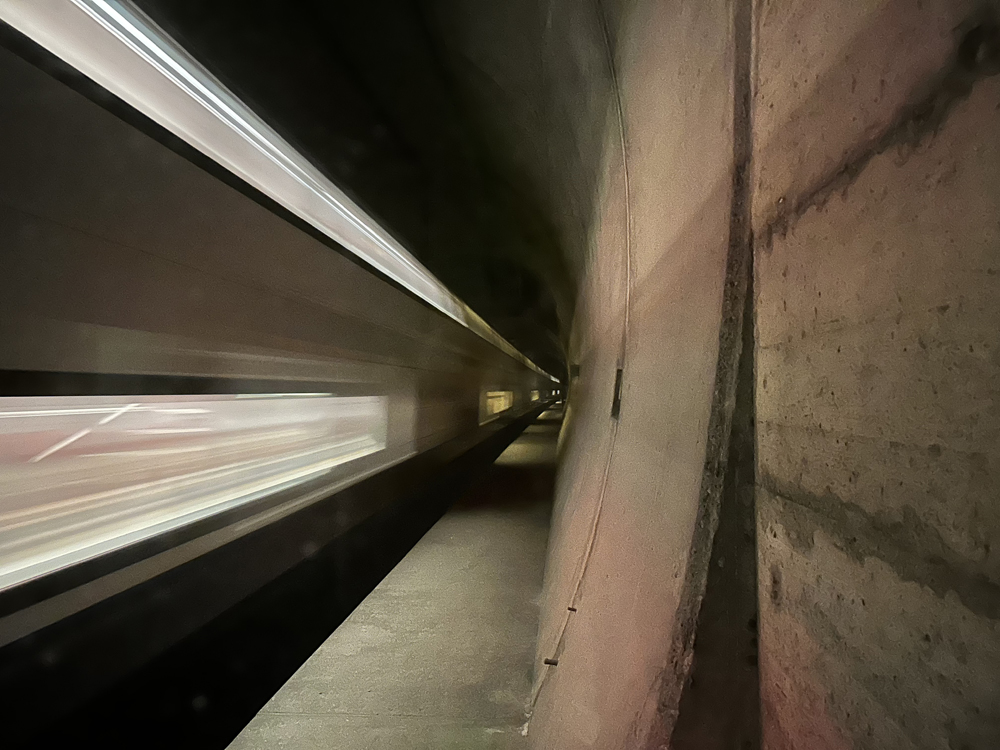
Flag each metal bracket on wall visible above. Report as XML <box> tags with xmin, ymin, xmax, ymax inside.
<box><xmin>611</xmin><ymin>367</ymin><xmax>623</xmax><ymax>419</ymax></box>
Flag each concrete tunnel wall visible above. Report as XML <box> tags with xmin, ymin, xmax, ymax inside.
<box><xmin>753</xmin><ymin>0</ymin><xmax>1000</xmax><ymax>747</ymax></box>
<box><xmin>526</xmin><ymin>2</ymin><xmax>748</xmax><ymax>747</ymax></box>
<box><xmin>434</xmin><ymin>0</ymin><xmax>751</xmax><ymax>745</ymax></box>
<box><xmin>429</xmin><ymin>0</ymin><xmax>1000</xmax><ymax>746</ymax></box>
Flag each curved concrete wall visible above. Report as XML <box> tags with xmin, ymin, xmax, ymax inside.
<box><xmin>529</xmin><ymin>1</ymin><xmax>744</xmax><ymax>746</ymax></box>
<box><xmin>430</xmin><ymin>0</ymin><xmax>1000</xmax><ymax>746</ymax></box>
<box><xmin>431</xmin><ymin>0</ymin><xmax>748</xmax><ymax>746</ymax></box>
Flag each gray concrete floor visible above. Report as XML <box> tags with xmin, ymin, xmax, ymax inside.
<box><xmin>229</xmin><ymin>408</ymin><xmax>561</xmax><ymax>750</ymax></box>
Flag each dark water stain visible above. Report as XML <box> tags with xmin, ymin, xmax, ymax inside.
<box><xmin>760</xmin><ymin>471</ymin><xmax>1000</xmax><ymax>620</ymax></box>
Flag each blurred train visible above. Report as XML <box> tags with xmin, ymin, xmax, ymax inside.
<box><xmin>0</xmin><ymin>1</ymin><xmax>559</xmax><ymax>742</ymax></box>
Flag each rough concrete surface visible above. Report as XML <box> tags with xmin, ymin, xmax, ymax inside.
<box><xmin>422</xmin><ymin>0</ymin><xmax>1000</xmax><ymax>745</ymax></box>
<box><xmin>430</xmin><ymin>0</ymin><xmax>755</xmax><ymax>746</ymax></box>
<box><xmin>522</xmin><ymin>1</ymin><xmax>744</xmax><ymax>747</ymax></box>
<box><xmin>227</xmin><ymin>414</ymin><xmax>560</xmax><ymax>750</ymax></box>
<box><xmin>755</xmin><ymin>0</ymin><xmax>1000</xmax><ymax>745</ymax></box>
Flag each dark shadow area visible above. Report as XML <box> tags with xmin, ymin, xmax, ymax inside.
<box><xmin>451</xmin><ymin>464</ymin><xmax>557</xmax><ymax>513</ymax></box>
<box><xmin>451</xmin><ymin>409</ymin><xmax>560</xmax><ymax>514</ymax></box>
<box><xmin>670</xmin><ymin>0</ymin><xmax>760</xmax><ymax>744</ymax></box>
<box><xmin>670</xmin><ymin>277</ymin><xmax>760</xmax><ymax>749</ymax></box>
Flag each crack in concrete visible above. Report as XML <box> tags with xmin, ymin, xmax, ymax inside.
<box><xmin>760</xmin><ymin>469</ymin><xmax>1000</xmax><ymax>621</ymax></box>
<box><xmin>761</xmin><ymin>9</ymin><xmax>1000</xmax><ymax>249</ymax></box>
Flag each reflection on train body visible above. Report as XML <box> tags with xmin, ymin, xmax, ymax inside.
<box><xmin>0</xmin><ymin>394</ymin><xmax>386</xmax><ymax>591</ymax></box>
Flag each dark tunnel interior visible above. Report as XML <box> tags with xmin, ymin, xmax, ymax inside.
<box><xmin>1</xmin><ymin>0</ymin><xmax>999</xmax><ymax>748</ymax></box>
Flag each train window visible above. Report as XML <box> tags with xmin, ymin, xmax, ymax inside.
<box><xmin>480</xmin><ymin>390</ymin><xmax>514</xmax><ymax>424</ymax></box>
<box><xmin>0</xmin><ymin>394</ymin><xmax>387</xmax><ymax>592</ymax></box>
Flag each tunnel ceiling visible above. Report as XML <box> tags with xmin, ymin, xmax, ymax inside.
<box><xmin>131</xmin><ymin>0</ymin><xmax>574</xmax><ymax>378</ymax></box>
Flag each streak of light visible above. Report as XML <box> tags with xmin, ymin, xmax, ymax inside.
<box><xmin>234</xmin><ymin>393</ymin><xmax>332</xmax><ymax>399</ymax></box>
<box><xmin>126</xmin><ymin>428</ymin><xmax>213</xmax><ymax>434</ymax></box>
<box><xmin>151</xmin><ymin>408</ymin><xmax>212</xmax><ymax>414</ymax></box>
<box><xmin>97</xmin><ymin>403</ymin><xmax>137</xmax><ymax>425</ymax></box>
<box><xmin>8</xmin><ymin>0</ymin><xmax>554</xmax><ymax>379</ymax></box>
<box><xmin>2</xmin><ymin>438</ymin><xmax>365</xmax><ymax>528</ymax></box>
<box><xmin>0</xmin><ymin>406</ymin><xmax>211</xmax><ymax>418</ymax></box>
<box><xmin>0</xmin><ymin>439</ymin><xmax>382</xmax><ymax>590</ymax></box>
<box><xmin>77</xmin><ymin>427</ymin><xmax>310</xmax><ymax>459</ymax></box>
<box><xmin>28</xmin><ymin>403</ymin><xmax>137</xmax><ymax>462</ymax></box>
<box><xmin>27</xmin><ymin>427</ymin><xmax>93</xmax><ymax>464</ymax></box>
<box><xmin>0</xmin><ymin>408</ymin><xmax>130</xmax><ymax>418</ymax></box>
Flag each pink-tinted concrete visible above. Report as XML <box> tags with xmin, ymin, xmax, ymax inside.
<box><xmin>428</xmin><ymin>0</ymin><xmax>1000</xmax><ymax>746</ymax></box>
<box><xmin>754</xmin><ymin>0</ymin><xmax>1000</xmax><ymax>747</ymax></box>
<box><xmin>430</xmin><ymin>0</ymin><xmax>748</xmax><ymax>746</ymax></box>
<box><xmin>437</xmin><ymin>1</ymin><xmax>747</xmax><ymax>746</ymax></box>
